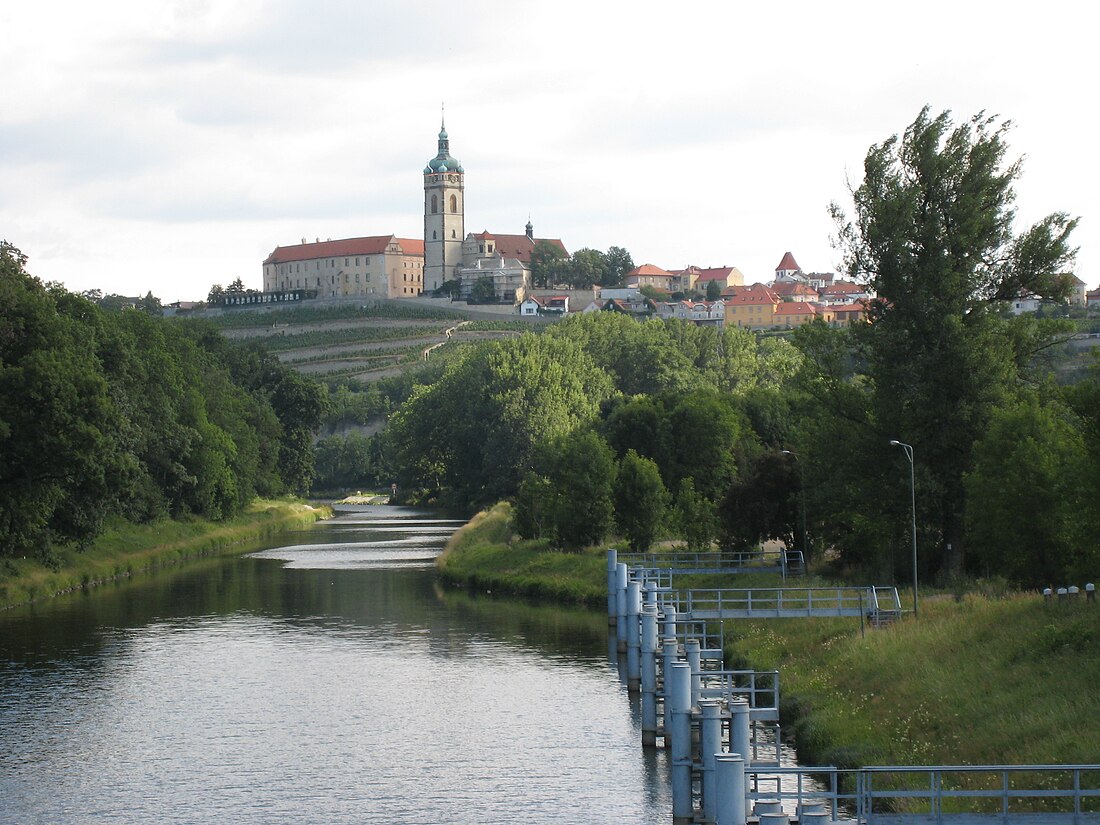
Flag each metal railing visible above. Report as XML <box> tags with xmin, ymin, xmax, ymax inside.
<box><xmin>618</xmin><ymin>549</ymin><xmax>806</xmax><ymax>576</ymax></box>
<box><xmin>698</xmin><ymin>668</ymin><xmax>781</xmax><ymax>720</ymax></box>
<box><xmin>659</xmin><ymin>586</ymin><xmax>902</xmax><ymax>619</ymax></box>
<box><xmin>748</xmin><ymin>764</ymin><xmax>1100</xmax><ymax>823</ymax></box>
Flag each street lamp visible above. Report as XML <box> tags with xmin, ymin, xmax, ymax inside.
<box><xmin>780</xmin><ymin>450</ymin><xmax>808</xmax><ymax>569</ymax></box>
<box><xmin>889</xmin><ymin>440</ymin><xmax>918</xmax><ymax>618</ymax></box>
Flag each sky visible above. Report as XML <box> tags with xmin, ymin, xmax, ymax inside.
<box><xmin>2</xmin><ymin>1</ymin><xmax>1096</xmax><ymax>303</ymax></box>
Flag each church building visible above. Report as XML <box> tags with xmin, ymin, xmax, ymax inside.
<box><xmin>261</xmin><ymin>119</ymin><xmax>566</xmax><ymax>303</ymax></box>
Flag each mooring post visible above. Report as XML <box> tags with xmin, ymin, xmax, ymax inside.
<box><xmin>685</xmin><ymin>638</ymin><xmax>702</xmax><ymax>709</ymax></box>
<box><xmin>606</xmin><ymin>549</ymin><xmax>618</xmax><ymax>626</ymax></box>
<box><xmin>644</xmin><ymin>579</ymin><xmax>657</xmax><ymax>610</ymax></box>
<box><xmin>661</xmin><ymin>636</ymin><xmax>679</xmax><ymax>746</ymax></box>
<box><xmin>699</xmin><ymin>700</ymin><xmax>725</xmax><ymax>824</ymax></box>
<box><xmin>715</xmin><ymin>752</ymin><xmax>747</xmax><ymax>825</ymax></box>
<box><xmin>669</xmin><ymin>662</ymin><xmax>694</xmax><ymax>825</ymax></box>
<box><xmin>729</xmin><ymin>698</ymin><xmax>752</xmax><ymax>811</ymax></box>
<box><xmin>641</xmin><ymin>604</ymin><xmax>659</xmax><ymax>747</ymax></box>
<box><xmin>615</xmin><ymin>562</ymin><xmax>629</xmax><ymax>652</ymax></box>
<box><xmin>626</xmin><ymin>580</ymin><xmax>642</xmax><ymax>692</ymax></box>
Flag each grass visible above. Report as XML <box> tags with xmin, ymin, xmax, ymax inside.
<box><xmin>438</xmin><ymin>501</ymin><xmax>1100</xmax><ymax>774</ymax></box>
<box><xmin>0</xmin><ymin>499</ymin><xmax>329</xmax><ymax>611</ymax></box>
<box><xmin>436</xmin><ymin>502</ymin><xmax>608</xmax><ymax>605</ymax></box>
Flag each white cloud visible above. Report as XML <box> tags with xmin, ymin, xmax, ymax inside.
<box><xmin>2</xmin><ymin>0</ymin><xmax>1096</xmax><ymax>302</ymax></box>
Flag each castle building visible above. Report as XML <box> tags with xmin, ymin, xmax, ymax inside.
<box><xmin>261</xmin><ymin>119</ymin><xmax>564</xmax><ymax>303</ymax></box>
<box><xmin>262</xmin><ymin>235</ymin><xmax>425</xmax><ymax>298</ymax></box>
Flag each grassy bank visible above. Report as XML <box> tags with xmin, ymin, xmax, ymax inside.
<box><xmin>436</xmin><ymin>502</ymin><xmax>608</xmax><ymax>605</ymax></box>
<box><xmin>0</xmin><ymin>499</ymin><xmax>328</xmax><ymax>610</ymax></box>
<box><xmin>438</xmin><ymin>502</ymin><xmax>1100</xmax><ymax>768</ymax></box>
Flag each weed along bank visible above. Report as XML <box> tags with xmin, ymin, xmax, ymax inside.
<box><xmin>607</xmin><ymin>547</ymin><xmax>1100</xmax><ymax>824</ymax></box>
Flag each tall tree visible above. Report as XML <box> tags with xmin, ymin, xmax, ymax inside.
<box><xmin>613</xmin><ymin>450</ymin><xmax>668</xmax><ymax>552</ymax></box>
<box><xmin>604</xmin><ymin>246</ymin><xmax>635</xmax><ymax>286</ymax></box>
<box><xmin>830</xmin><ymin>107</ymin><xmax>1078</xmax><ymax>576</ymax></box>
<box><xmin>529</xmin><ymin>241</ymin><xmax>568</xmax><ymax>289</ymax></box>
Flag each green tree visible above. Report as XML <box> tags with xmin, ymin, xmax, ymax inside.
<box><xmin>674</xmin><ymin>477</ymin><xmax>717</xmax><ymax>552</ymax></box>
<box><xmin>541</xmin><ymin>429</ymin><xmax>617</xmax><ymax>550</ymax></box>
<box><xmin>530</xmin><ymin>241</ymin><xmax>568</xmax><ymax>289</ymax></box>
<box><xmin>830</xmin><ymin>107</ymin><xmax>1078</xmax><ymax>577</ymax></box>
<box><xmin>389</xmin><ymin>334</ymin><xmax>615</xmax><ymax>510</ymax></box>
<box><xmin>568</xmin><ymin>248</ymin><xmax>608</xmax><ymax>289</ymax></box>
<box><xmin>604</xmin><ymin>246</ymin><xmax>635</xmax><ymax>286</ymax></box>
<box><xmin>705</xmin><ymin>279</ymin><xmax>722</xmax><ymax>301</ymax></box>
<box><xmin>470</xmin><ymin>275</ymin><xmax>496</xmax><ymax>303</ymax></box>
<box><xmin>966</xmin><ymin>395</ymin><xmax>1091</xmax><ymax>586</ymax></box>
<box><xmin>614</xmin><ymin>450</ymin><xmax>668</xmax><ymax>552</ymax></box>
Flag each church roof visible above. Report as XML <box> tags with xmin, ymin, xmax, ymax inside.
<box><xmin>470</xmin><ymin>231</ymin><xmax>567</xmax><ymax>263</ymax></box>
<box><xmin>425</xmin><ymin>121</ymin><xmax>463</xmax><ymax>174</ymax></box>
<box><xmin>264</xmin><ymin>235</ymin><xmax>424</xmax><ymax>265</ymax></box>
<box><xmin>695</xmin><ymin>266</ymin><xmax>738</xmax><ymax>283</ymax></box>
<box><xmin>776</xmin><ymin>251</ymin><xmax>802</xmax><ymax>272</ymax></box>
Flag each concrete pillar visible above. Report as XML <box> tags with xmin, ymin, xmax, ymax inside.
<box><xmin>669</xmin><ymin>662</ymin><xmax>694</xmax><ymax>825</ymax></box>
<box><xmin>685</xmin><ymin>638</ymin><xmax>702</xmax><ymax>709</ymax></box>
<box><xmin>615</xmin><ymin>562</ymin><xmax>628</xmax><ymax>652</ymax></box>
<box><xmin>641</xmin><ymin>604</ymin><xmax>659</xmax><ymax>748</ymax></box>
<box><xmin>607</xmin><ymin>549</ymin><xmax>618</xmax><ymax>625</ymax></box>
<box><xmin>626</xmin><ymin>580</ymin><xmax>642</xmax><ymax>692</ymax></box>
<box><xmin>661</xmin><ymin>637</ymin><xmax>679</xmax><ymax>745</ymax></box>
<box><xmin>730</xmin><ymin>699</ymin><xmax>751</xmax><ymax>810</ymax></box>
<box><xmin>715</xmin><ymin>753</ymin><xmax>747</xmax><ymax>825</ymax></box>
<box><xmin>700</xmin><ymin>700</ymin><xmax>724</xmax><ymax>823</ymax></box>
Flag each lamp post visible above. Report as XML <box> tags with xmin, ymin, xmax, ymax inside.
<box><xmin>781</xmin><ymin>450</ymin><xmax>808</xmax><ymax>567</ymax></box>
<box><xmin>889</xmin><ymin>440</ymin><xmax>918</xmax><ymax>618</ymax></box>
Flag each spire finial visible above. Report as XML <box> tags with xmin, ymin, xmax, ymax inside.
<box><xmin>441</xmin><ymin>101</ymin><xmax>445</xmax><ymax>130</ymax></box>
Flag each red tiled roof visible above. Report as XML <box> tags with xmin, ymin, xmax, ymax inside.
<box><xmin>776</xmin><ymin>251</ymin><xmax>801</xmax><ymax>272</ymax></box>
<box><xmin>774</xmin><ymin>302</ymin><xmax>819</xmax><ymax>316</ymax></box>
<box><xmin>823</xmin><ymin>280</ymin><xmax>864</xmax><ymax>295</ymax></box>
<box><xmin>727</xmin><ymin>287</ymin><xmax>780</xmax><ymax>306</ymax></box>
<box><xmin>627</xmin><ymin>264</ymin><xmax>675</xmax><ymax>277</ymax></box>
<box><xmin>264</xmin><ymin>235</ymin><xmax>423</xmax><ymax>265</ymax></box>
<box><xmin>471</xmin><ymin>231</ymin><xmax>568</xmax><ymax>263</ymax></box>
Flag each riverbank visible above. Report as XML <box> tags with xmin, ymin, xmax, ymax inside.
<box><xmin>438</xmin><ymin>503</ymin><xmax>1100</xmax><ymax>767</ymax></box>
<box><xmin>0</xmin><ymin>499</ymin><xmax>329</xmax><ymax>610</ymax></box>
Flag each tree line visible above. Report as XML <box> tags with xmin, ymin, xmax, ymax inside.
<box><xmin>0</xmin><ymin>243</ymin><xmax>325</xmax><ymax>566</ymax></box>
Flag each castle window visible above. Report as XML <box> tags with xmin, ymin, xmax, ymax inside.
<box><xmin>355</xmin><ymin>257</ymin><xmax>360</xmax><ymax>265</ymax></box>
<box><xmin>433</xmin><ymin>231</ymin><xmax>437</xmax><ymax>240</ymax></box>
<box><xmin>431</xmin><ymin>194</ymin><xmax>438</xmax><ymax>214</ymax></box>
<box><xmin>449</xmin><ymin>194</ymin><xmax>457</xmax><ymax>213</ymax></box>
<box><xmin>451</xmin><ymin>230</ymin><xmax>456</xmax><ymax>238</ymax></box>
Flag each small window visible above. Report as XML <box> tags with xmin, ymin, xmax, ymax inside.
<box><xmin>431</xmin><ymin>194</ymin><xmax>438</xmax><ymax>214</ymax></box>
<box><xmin>450</xmin><ymin>194</ymin><xmax>457</xmax><ymax>213</ymax></box>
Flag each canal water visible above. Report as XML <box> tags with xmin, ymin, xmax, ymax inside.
<box><xmin>0</xmin><ymin>506</ymin><xmax>672</xmax><ymax>824</ymax></box>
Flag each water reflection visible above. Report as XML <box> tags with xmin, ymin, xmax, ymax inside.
<box><xmin>0</xmin><ymin>507</ymin><xmax>671</xmax><ymax>825</ymax></box>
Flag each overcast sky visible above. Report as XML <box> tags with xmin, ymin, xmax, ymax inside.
<box><xmin>2</xmin><ymin>1</ymin><xmax>1094</xmax><ymax>303</ymax></box>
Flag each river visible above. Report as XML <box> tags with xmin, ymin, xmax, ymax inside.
<box><xmin>0</xmin><ymin>506</ymin><xmax>672</xmax><ymax>824</ymax></box>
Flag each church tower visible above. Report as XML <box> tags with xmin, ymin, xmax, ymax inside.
<box><xmin>423</xmin><ymin>118</ymin><xmax>465</xmax><ymax>292</ymax></box>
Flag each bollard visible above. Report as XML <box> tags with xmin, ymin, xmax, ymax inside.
<box><xmin>615</xmin><ymin>563</ymin><xmax>629</xmax><ymax>652</ymax></box>
<box><xmin>662</xmin><ymin>608</ymin><xmax>678</xmax><ymax>644</ymax></box>
<box><xmin>626</xmin><ymin>580</ymin><xmax>642</xmax><ymax>691</ymax></box>
<box><xmin>730</xmin><ymin>699</ymin><xmax>752</xmax><ymax>810</ymax></box>
<box><xmin>669</xmin><ymin>662</ymin><xmax>694</xmax><ymax>825</ymax></box>
<box><xmin>715</xmin><ymin>753</ymin><xmax>747</xmax><ymax>825</ymax></box>
<box><xmin>1058</xmin><ymin>586</ymin><xmax>1068</xmax><ymax>603</ymax></box>
<box><xmin>644</xmin><ymin>580</ymin><xmax>657</xmax><ymax>610</ymax></box>
<box><xmin>1088</xmin><ymin>583</ymin><xmax>1096</xmax><ymax>603</ymax></box>
<box><xmin>641</xmin><ymin>604</ymin><xmax>659</xmax><ymax>748</ymax></box>
<box><xmin>800</xmin><ymin>811</ymin><xmax>832</xmax><ymax>825</ymax></box>
<box><xmin>758</xmin><ymin>813</ymin><xmax>790</xmax><ymax>825</ymax></box>
<box><xmin>607</xmin><ymin>549</ymin><xmax>618</xmax><ymax>625</ymax></box>
<box><xmin>685</xmin><ymin>638</ymin><xmax>702</xmax><ymax>710</ymax></box>
<box><xmin>754</xmin><ymin>800</ymin><xmax>783</xmax><ymax>815</ymax></box>
<box><xmin>1043</xmin><ymin>587</ymin><xmax>1053</xmax><ymax>603</ymax></box>
<box><xmin>661</xmin><ymin>637</ymin><xmax>679</xmax><ymax>746</ymax></box>
<box><xmin>1069</xmin><ymin>585</ymin><xmax>1080</xmax><ymax>601</ymax></box>
<box><xmin>699</xmin><ymin>700</ymin><xmax>725</xmax><ymax>824</ymax></box>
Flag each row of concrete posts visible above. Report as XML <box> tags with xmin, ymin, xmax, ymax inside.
<box><xmin>608</xmin><ymin>549</ymin><xmax>835</xmax><ymax>825</ymax></box>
